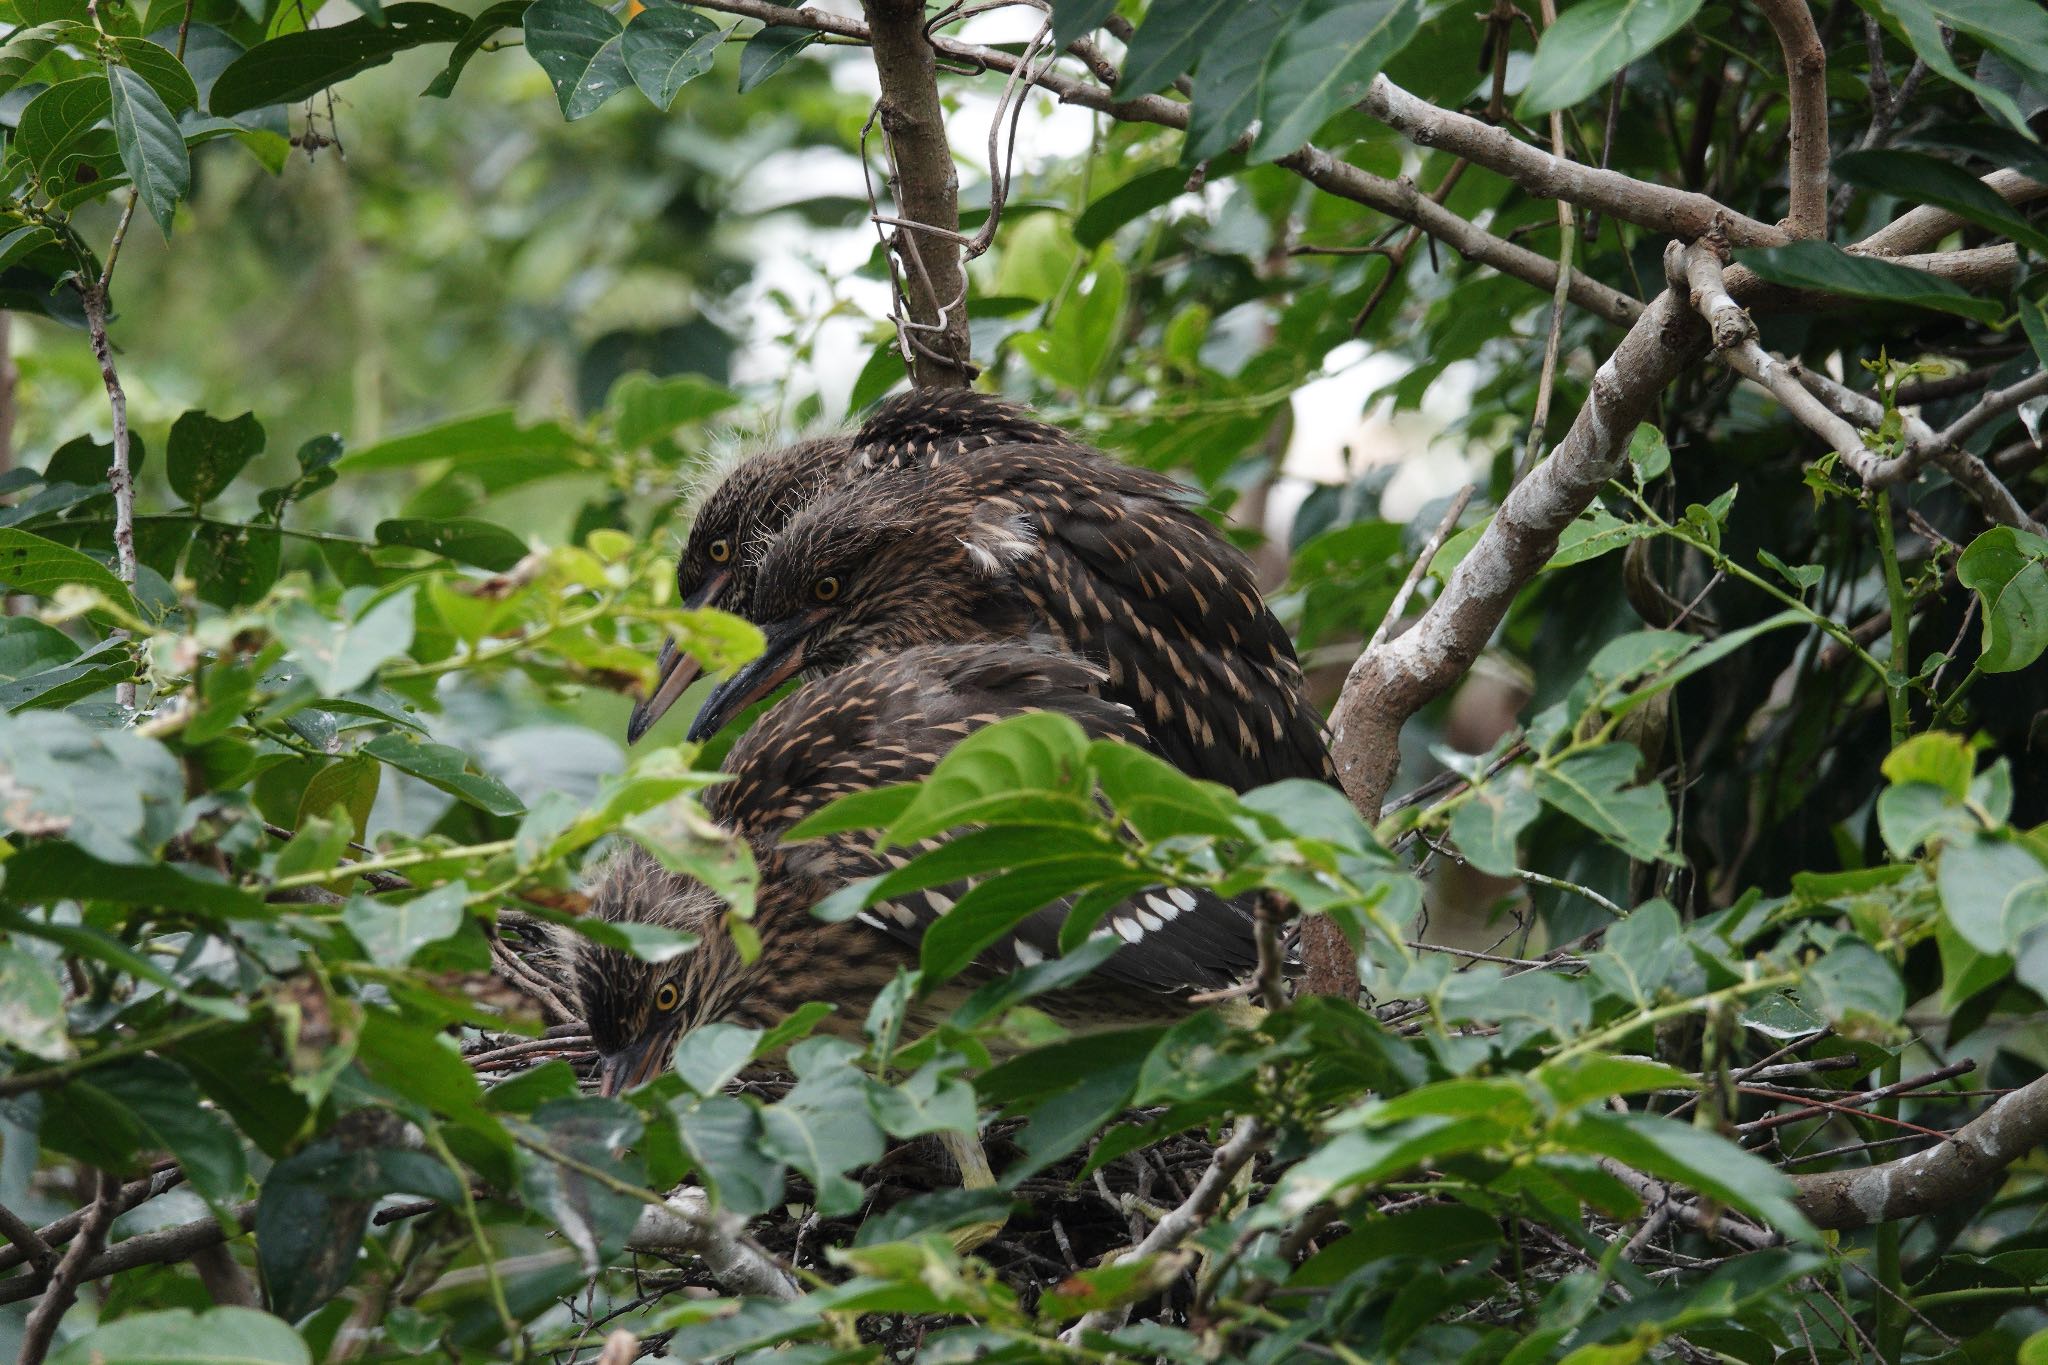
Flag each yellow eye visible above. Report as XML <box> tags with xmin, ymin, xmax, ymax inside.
<box><xmin>654</xmin><ymin>982</ymin><xmax>681</xmax><ymax>1013</ymax></box>
<box><xmin>707</xmin><ymin>538</ymin><xmax>732</xmax><ymax>564</ymax></box>
<box><xmin>813</xmin><ymin>576</ymin><xmax>840</xmax><ymax>603</ymax></box>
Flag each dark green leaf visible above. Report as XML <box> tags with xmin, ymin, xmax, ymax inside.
<box><xmin>1184</xmin><ymin>6</ymin><xmax>1291</xmax><ymax>164</ymax></box>
<box><xmin>1519</xmin><ymin>0</ymin><xmax>1703</xmax><ymax>116</ymax></box>
<box><xmin>674</xmin><ymin>1094</ymin><xmax>784</xmax><ymax>1216</ymax></box>
<box><xmin>1869</xmin><ymin>0</ymin><xmax>2048</xmax><ymax>133</ymax></box>
<box><xmin>1252</xmin><ymin>0</ymin><xmax>1425</xmax><ymax>162</ymax></box>
<box><xmin>622</xmin><ymin>4</ymin><xmax>722</xmax><ymax>111</ymax></box>
<box><xmin>167</xmin><ymin>410</ymin><xmax>264</xmax><ymax>504</ymax></box>
<box><xmin>374</xmin><ymin>516</ymin><xmax>529</xmax><ymax>571</ymax></box>
<box><xmin>110</xmin><ymin>35</ymin><xmax>198</xmax><ymax>112</ymax></box>
<box><xmin>1837</xmin><ymin>149</ymin><xmax>2048</xmax><ymax>256</ymax></box>
<box><xmin>185</xmin><ymin>520</ymin><xmax>281</xmax><ymax>609</ymax></box>
<box><xmin>1531</xmin><ymin>744</ymin><xmax>1671</xmax><ymax>862</ymax></box>
<box><xmin>513</xmin><ymin>1098</ymin><xmax>646</xmax><ymax>1273</ymax></box>
<box><xmin>258</xmin><ymin>1136</ymin><xmax>465</xmax><ymax>1320</ymax></box>
<box><xmin>1051</xmin><ymin>0</ymin><xmax>1118</xmax><ymax>49</ymax></box>
<box><xmin>48</xmin><ymin>1307</ymin><xmax>312</xmax><ymax>1365</ymax></box>
<box><xmin>18</xmin><ymin>76</ymin><xmax>112</xmax><ymax>179</ymax></box>
<box><xmin>364</xmin><ymin>731</ymin><xmax>526</xmax><ymax>816</ymax></box>
<box><xmin>209</xmin><ymin>4</ymin><xmax>472</xmax><ymax>117</ymax></box>
<box><xmin>0</xmin><ymin>637</ymin><xmax>132</xmax><ymax>712</ymax></box>
<box><xmin>1561</xmin><ymin>1111</ymin><xmax>1817</xmax><ymax>1239</ymax></box>
<box><xmin>736</xmin><ymin>24</ymin><xmax>817</xmax><ymax>93</ymax></box>
<box><xmin>607</xmin><ymin>371</ymin><xmax>739</xmax><ymax>447</ymax></box>
<box><xmin>1734</xmin><ymin>241</ymin><xmax>2005</xmax><ymax>322</ymax></box>
<box><xmin>524</xmin><ymin>0</ymin><xmax>629</xmax><ymax>119</ymax></box>
<box><xmin>1117</xmin><ymin>0</ymin><xmax>1237</xmax><ymax>97</ymax></box>
<box><xmin>421</xmin><ymin>0</ymin><xmax>528</xmax><ymax>98</ymax></box>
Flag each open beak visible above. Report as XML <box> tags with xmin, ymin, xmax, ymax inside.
<box><xmin>626</xmin><ymin>572</ymin><xmax>729</xmax><ymax>744</ymax></box>
<box><xmin>685</xmin><ymin>611</ymin><xmax>822</xmax><ymax>743</ymax></box>
<box><xmin>596</xmin><ymin>1028</ymin><xmax>677</xmax><ymax>1098</ymax></box>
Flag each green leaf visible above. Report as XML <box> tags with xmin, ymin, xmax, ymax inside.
<box><xmin>209</xmin><ymin>4</ymin><xmax>472</xmax><ymax>117</ymax></box>
<box><xmin>1531</xmin><ymin>744</ymin><xmax>1671</xmax><ymax>862</ymax></box>
<box><xmin>1881</xmin><ymin>731</ymin><xmax>1976</xmax><ymax>799</ymax></box>
<box><xmin>364</xmin><ymin>731</ymin><xmax>526</xmax><ymax>816</ymax></box>
<box><xmin>186</xmin><ymin>521</ymin><xmax>281</xmax><ymax>609</ymax></box>
<box><xmin>1117</xmin><ymin>0</ymin><xmax>1237</xmax><ymax>97</ymax></box>
<box><xmin>1628</xmin><ymin>423</ymin><xmax>1671</xmax><ymax>482</ymax></box>
<box><xmin>1183</xmin><ymin>5</ymin><xmax>1291</xmax><ymax>164</ymax></box>
<box><xmin>1051</xmin><ymin>0</ymin><xmax>1118</xmax><ymax>49</ymax></box>
<box><xmin>1836</xmin><ymin>149</ymin><xmax>2048</xmax><ymax>256</ymax></box>
<box><xmin>672</xmin><ymin>1020</ymin><xmax>760</xmax><ymax>1096</ymax></box>
<box><xmin>345</xmin><ymin>881</ymin><xmax>468</xmax><ymax>968</ymax></box>
<box><xmin>1519</xmin><ymin>0</ymin><xmax>1703</xmax><ymax>116</ymax></box>
<box><xmin>0</xmin><ymin>23</ymin><xmax>81</xmax><ymax>102</ymax></box>
<box><xmin>0</xmin><ymin>637</ymin><xmax>134</xmax><ymax>712</ymax></box>
<box><xmin>1448</xmin><ymin>766</ymin><xmax>1539</xmax><ymax>877</ymax></box>
<box><xmin>1251</xmin><ymin>0</ymin><xmax>1424</xmax><ymax>162</ymax></box>
<box><xmin>623</xmin><ymin>4</ymin><xmax>722</xmax><ymax>111</ymax></box>
<box><xmin>1957</xmin><ymin>526</ymin><xmax>2048</xmax><ymax>673</ymax></box>
<box><xmin>1804</xmin><ymin>940</ymin><xmax>1907</xmax><ymax>1035</ymax></box>
<box><xmin>0</xmin><ymin>943</ymin><xmax>72</xmax><ymax>1061</ymax></box>
<box><xmin>17</xmin><ymin>76</ymin><xmax>111</xmax><ymax>180</ymax></box>
<box><xmin>346</xmin><ymin>408</ymin><xmax>582</xmax><ymax>471</ymax></box>
<box><xmin>1560</xmin><ymin>1111</ymin><xmax>1817</xmax><ymax>1240</ymax></box>
<box><xmin>1537</xmin><ymin>1055</ymin><xmax>1695</xmax><ymax>1110</ymax></box>
<box><xmin>1269</xmin><ymin>1116</ymin><xmax>1509</xmax><ymax>1220</ymax></box>
<box><xmin>110</xmin><ymin>35</ymin><xmax>199</xmax><ymax>113</ymax></box>
<box><xmin>374</xmin><ymin>516</ymin><xmax>529</xmax><ymax>571</ymax></box>
<box><xmin>883</xmin><ymin>711</ymin><xmax>1095</xmax><ymax>845</ymax></box>
<box><xmin>674</xmin><ymin>1094</ymin><xmax>784</xmax><ymax>1216</ymax></box>
<box><xmin>167</xmin><ymin>410</ymin><xmax>264</xmax><ymax>504</ymax></box>
<box><xmin>736</xmin><ymin>24</ymin><xmax>817</xmax><ymax>93</ymax></box>
<box><xmin>1734</xmin><ymin>241</ymin><xmax>2005</xmax><ymax>323</ymax></box>
<box><xmin>297</xmin><ymin>754</ymin><xmax>380</xmax><ymax>839</ymax></box>
<box><xmin>420</xmin><ymin>0</ymin><xmax>528</xmax><ymax>98</ymax></box>
<box><xmin>1938</xmin><ymin>833</ymin><xmax>2048</xmax><ymax>954</ymax></box>
<box><xmin>607</xmin><ymin>371</ymin><xmax>739</xmax><ymax>447</ymax></box>
<box><xmin>270</xmin><ymin>587</ymin><xmax>416</xmax><ymax>694</ymax></box>
<box><xmin>524</xmin><ymin>0</ymin><xmax>630</xmax><ymax>119</ymax></box>
<box><xmin>50</xmin><ymin>1307</ymin><xmax>312</xmax><ymax>1365</ymax></box>
<box><xmin>513</xmin><ymin>1098</ymin><xmax>646</xmax><ymax>1273</ymax></box>
<box><xmin>88</xmin><ymin>1057</ymin><xmax>248</xmax><ymax>1202</ymax></box>
<box><xmin>1869</xmin><ymin>0</ymin><xmax>2048</xmax><ymax>134</ymax></box>
<box><xmin>0</xmin><ymin>710</ymin><xmax>183</xmax><ymax>863</ymax></box>
<box><xmin>0</xmin><ymin>529</ymin><xmax>138</xmax><ymax>615</ymax></box>
<box><xmin>759</xmin><ymin>1043</ymin><xmax>884</xmax><ymax>1216</ymax></box>
<box><xmin>1546</xmin><ymin>504</ymin><xmax>1653</xmax><ymax>569</ymax></box>
<box><xmin>1588</xmin><ymin>901</ymin><xmax>1684</xmax><ymax>1006</ymax></box>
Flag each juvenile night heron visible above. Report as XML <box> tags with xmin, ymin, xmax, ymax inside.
<box><xmin>686</xmin><ymin>432</ymin><xmax>1338</xmax><ymax>792</ymax></box>
<box><xmin>580</xmin><ymin>643</ymin><xmax>1257</xmax><ymax>1097</ymax></box>
<box><xmin>627</xmin><ymin>393</ymin><xmax>1071</xmax><ymax>743</ymax></box>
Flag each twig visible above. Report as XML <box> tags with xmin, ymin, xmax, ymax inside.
<box><xmin>0</xmin><ymin>1201</ymin><xmax>56</xmax><ymax>1278</ymax></box>
<box><xmin>78</xmin><ymin>285</ymin><xmax>137</xmax><ymax>710</ymax></box>
<box><xmin>0</xmin><ymin>1171</ymin><xmax>182</xmax><ymax>1275</ymax></box>
<box><xmin>0</xmin><ymin>1199</ymin><xmax>257</xmax><ymax>1309</ymax></box>
<box><xmin>1752</xmin><ymin>0</ymin><xmax>1829</xmax><ymax>238</ymax></box>
<box><xmin>1366</xmin><ymin>485</ymin><xmax>1474</xmax><ymax>655</ymax></box>
<box><xmin>1520</xmin><ymin>0</ymin><xmax>1575</xmax><ymax>476</ymax></box>
<box><xmin>17</xmin><ymin>1172</ymin><xmax>119</xmax><ymax>1363</ymax></box>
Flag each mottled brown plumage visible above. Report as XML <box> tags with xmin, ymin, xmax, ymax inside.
<box><xmin>689</xmin><ymin>406</ymin><xmax>1337</xmax><ymax>792</ymax></box>
<box><xmin>630</xmin><ymin>393</ymin><xmax>1071</xmax><ymax>742</ymax></box>
<box><xmin>580</xmin><ymin>644</ymin><xmax>1257</xmax><ymax>1095</ymax></box>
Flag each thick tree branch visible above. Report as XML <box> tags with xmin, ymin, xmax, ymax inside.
<box><xmin>1753</xmin><ymin>0</ymin><xmax>1829</xmax><ymax>237</ymax></box>
<box><xmin>1359</xmin><ymin>76</ymin><xmax>1791</xmax><ymax>248</ymax></box>
<box><xmin>1313</xmin><ymin>284</ymin><xmax>1710</xmax><ymax>995</ymax></box>
<box><xmin>1791</xmin><ymin>1075</ymin><xmax>2048</xmax><ymax>1230</ymax></box>
<box><xmin>1857</xmin><ymin>169</ymin><xmax>2048</xmax><ymax>256</ymax></box>
<box><xmin>861</xmin><ymin>0</ymin><xmax>973</xmax><ymax>389</ymax></box>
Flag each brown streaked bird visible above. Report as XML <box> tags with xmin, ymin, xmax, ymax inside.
<box><xmin>686</xmin><ymin>423</ymin><xmax>1339</xmax><ymax>793</ymax></box>
<box><xmin>581</xmin><ymin>643</ymin><xmax>1257</xmax><ymax>1096</ymax></box>
<box><xmin>628</xmin><ymin>393</ymin><xmax>1073</xmax><ymax>743</ymax></box>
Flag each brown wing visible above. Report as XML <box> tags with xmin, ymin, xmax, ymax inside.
<box><xmin>850</xmin><ymin>389</ymin><xmax>1073</xmax><ymax>470</ymax></box>
<box><xmin>709</xmin><ymin>643</ymin><xmax>1257</xmax><ymax>994</ymax></box>
<box><xmin>936</xmin><ymin>446</ymin><xmax>1338</xmax><ymax>791</ymax></box>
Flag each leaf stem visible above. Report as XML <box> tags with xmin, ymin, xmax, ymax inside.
<box><xmin>1872</xmin><ymin>491</ymin><xmax>1912</xmax><ymax>745</ymax></box>
<box><xmin>266</xmin><ymin>839</ymin><xmax>516</xmax><ymax>892</ymax></box>
<box><xmin>1544</xmin><ymin>969</ymin><xmax>1799</xmax><ymax>1070</ymax></box>
<box><xmin>424</xmin><ymin>1123</ymin><xmax>523</xmax><ymax>1358</ymax></box>
<box><xmin>379</xmin><ymin>598</ymin><xmax>614</xmax><ymax>680</ymax></box>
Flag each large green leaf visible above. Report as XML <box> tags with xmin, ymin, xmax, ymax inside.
<box><xmin>344</xmin><ymin>881</ymin><xmax>468</xmax><ymax>968</ymax></box>
<box><xmin>883</xmin><ymin>711</ymin><xmax>1096</xmax><ymax>845</ymax></box>
<box><xmin>622</xmin><ymin>4</ymin><xmax>722</xmax><ymax>111</ymax></box>
<box><xmin>1051</xmin><ymin>0</ymin><xmax>1118</xmax><ymax>49</ymax></box>
<box><xmin>209</xmin><ymin>4</ymin><xmax>472</xmax><ymax>117</ymax></box>
<box><xmin>0</xmin><ymin>710</ymin><xmax>183</xmax><ymax>863</ymax></box>
<box><xmin>1870</xmin><ymin>0</ymin><xmax>2048</xmax><ymax>133</ymax></box>
<box><xmin>0</xmin><ymin>527</ymin><xmax>138</xmax><ymax>614</ymax></box>
<box><xmin>1836</xmin><ymin>149</ymin><xmax>2048</xmax><ymax>256</ymax></box>
<box><xmin>1734</xmin><ymin>241</ymin><xmax>2003</xmax><ymax>322</ymax></box>
<box><xmin>420</xmin><ymin>0</ymin><xmax>528</xmax><ymax>98</ymax></box>
<box><xmin>270</xmin><ymin>587</ymin><xmax>416</xmax><ymax>694</ymax></box>
<box><xmin>1117</xmin><ymin>0</ymin><xmax>1238</xmax><ymax>97</ymax></box>
<box><xmin>364</xmin><ymin>731</ymin><xmax>526</xmax><ymax>816</ymax></box>
<box><xmin>607</xmin><ymin>371</ymin><xmax>739</xmax><ymax>448</ymax></box>
<box><xmin>1561</xmin><ymin>1111</ymin><xmax>1817</xmax><ymax>1239</ymax></box>
<box><xmin>1957</xmin><ymin>526</ymin><xmax>2048</xmax><ymax>674</ymax></box>
<box><xmin>16</xmin><ymin>75</ymin><xmax>111</xmax><ymax>179</ymax></box>
<box><xmin>736</xmin><ymin>24</ymin><xmax>817</xmax><ymax>93</ymax></box>
<box><xmin>1519</xmin><ymin>0</ymin><xmax>1703</xmax><ymax>116</ymax></box>
<box><xmin>345</xmin><ymin>408</ymin><xmax>583</xmax><ymax>475</ymax></box>
<box><xmin>1184</xmin><ymin>5</ymin><xmax>1291</xmax><ymax>164</ymax></box>
<box><xmin>375</xmin><ymin>516</ymin><xmax>529</xmax><ymax>571</ymax></box>
<box><xmin>167</xmin><ymin>410</ymin><xmax>264</xmax><ymax>504</ymax></box>
<box><xmin>512</xmin><ymin>1098</ymin><xmax>646</xmax><ymax>1272</ymax></box>
<box><xmin>523</xmin><ymin>0</ymin><xmax>630</xmax><ymax>120</ymax></box>
<box><xmin>1938</xmin><ymin>833</ymin><xmax>2048</xmax><ymax>955</ymax></box>
<box><xmin>1531</xmin><ymin>744</ymin><xmax>1671</xmax><ymax>862</ymax></box>
<box><xmin>1252</xmin><ymin>0</ymin><xmax>1424</xmax><ymax>162</ymax></box>
<box><xmin>49</xmin><ymin>1307</ymin><xmax>312</xmax><ymax>1365</ymax></box>
<box><xmin>0</xmin><ymin>637</ymin><xmax>133</xmax><ymax>712</ymax></box>
<box><xmin>0</xmin><ymin>23</ymin><xmax>84</xmax><ymax>102</ymax></box>
<box><xmin>1449</xmin><ymin>766</ymin><xmax>1540</xmax><ymax>877</ymax></box>
<box><xmin>110</xmin><ymin>35</ymin><xmax>199</xmax><ymax>112</ymax></box>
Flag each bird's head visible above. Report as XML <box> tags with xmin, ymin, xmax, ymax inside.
<box><xmin>630</xmin><ymin>437</ymin><xmax>849</xmax><ymax>744</ymax></box>
<box><xmin>684</xmin><ymin>479</ymin><xmax>1038</xmax><ymax>741</ymax></box>
<box><xmin>571</xmin><ymin>848</ymin><xmax>748</xmax><ymax>1097</ymax></box>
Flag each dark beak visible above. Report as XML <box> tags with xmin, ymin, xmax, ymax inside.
<box><xmin>596</xmin><ymin>1029</ymin><xmax>676</xmax><ymax>1098</ymax></box>
<box><xmin>626</xmin><ymin>572</ymin><xmax>729</xmax><ymax>744</ymax></box>
<box><xmin>685</xmin><ymin>611</ymin><xmax>822</xmax><ymax>743</ymax></box>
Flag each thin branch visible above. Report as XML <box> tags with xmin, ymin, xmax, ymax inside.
<box><xmin>0</xmin><ymin>1171</ymin><xmax>182</xmax><ymax>1275</ymax></box>
<box><xmin>1753</xmin><ymin>0</ymin><xmax>1829</xmax><ymax>237</ymax></box>
<box><xmin>1367</xmin><ymin>485</ymin><xmax>1475</xmax><ymax>655</ymax></box>
<box><xmin>1790</xmin><ymin>1073</ymin><xmax>2048</xmax><ymax>1230</ymax></box>
<box><xmin>0</xmin><ymin>1201</ymin><xmax>56</xmax><ymax>1278</ymax></box>
<box><xmin>16</xmin><ymin>1172</ymin><xmax>119</xmax><ymax>1363</ymax></box>
<box><xmin>1857</xmin><ymin>168</ymin><xmax>2048</xmax><ymax>257</ymax></box>
<box><xmin>1063</xmin><ymin>1119</ymin><xmax>1266</xmax><ymax>1341</ymax></box>
<box><xmin>626</xmin><ymin>1187</ymin><xmax>799</xmax><ymax>1301</ymax></box>
<box><xmin>0</xmin><ymin>1200</ymin><xmax>256</xmax><ymax>1309</ymax></box>
<box><xmin>78</xmin><ymin>284</ymin><xmax>137</xmax><ymax>711</ymax></box>
<box><xmin>1522</xmin><ymin>0</ymin><xmax>1575</xmax><ymax>475</ymax></box>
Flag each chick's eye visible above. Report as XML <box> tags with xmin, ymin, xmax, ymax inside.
<box><xmin>654</xmin><ymin>982</ymin><xmax>681</xmax><ymax>1013</ymax></box>
<box><xmin>707</xmin><ymin>538</ymin><xmax>731</xmax><ymax>564</ymax></box>
<box><xmin>813</xmin><ymin>576</ymin><xmax>841</xmax><ymax>603</ymax></box>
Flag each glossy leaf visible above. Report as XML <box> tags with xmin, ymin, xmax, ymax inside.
<box><xmin>1252</xmin><ymin>0</ymin><xmax>1424</xmax><ymax>161</ymax></box>
<box><xmin>364</xmin><ymin>731</ymin><xmax>526</xmax><ymax>816</ymax></box>
<box><xmin>167</xmin><ymin>410</ymin><xmax>264</xmax><ymax>504</ymax></box>
<box><xmin>622</xmin><ymin>4</ymin><xmax>722</xmax><ymax>111</ymax></box>
<box><xmin>375</xmin><ymin>516</ymin><xmax>529</xmax><ymax>571</ymax></box>
<box><xmin>210</xmin><ymin>4</ymin><xmax>472</xmax><ymax>116</ymax></box>
<box><xmin>1734</xmin><ymin>241</ymin><xmax>2005</xmax><ymax>322</ymax></box>
<box><xmin>1520</xmin><ymin>0</ymin><xmax>1703</xmax><ymax>116</ymax></box>
<box><xmin>525</xmin><ymin>0</ymin><xmax>630</xmax><ymax>119</ymax></box>
<box><xmin>736</xmin><ymin>24</ymin><xmax>817</xmax><ymax>93</ymax></box>
<box><xmin>1957</xmin><ymin>526</ymin><xmax>2048</xmax><ymax>673</ymax></box>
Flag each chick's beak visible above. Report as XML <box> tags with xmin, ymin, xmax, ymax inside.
<box><xmin>626</xmin><ymin>571</ymin><xmax>730</xmax><ymax>744</ymax></box>
<box><xmin>685</xmin><ymin>610</ymin><xmax>823</xmax><ymax>743</ymax></box>
<box><xmin>596</xmin><ymin>1027</ymin><xmax>678</xmax><ymax>1099</ymax></box>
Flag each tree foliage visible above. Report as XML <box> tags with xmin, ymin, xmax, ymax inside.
<box><xmin>0</xmin><ymin>0</ymin><xmax>2046</xmax><ymax>1361</ymax></box>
